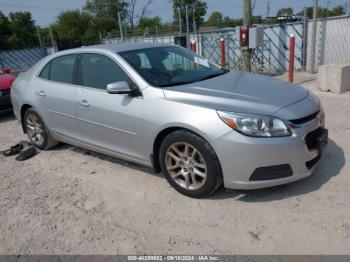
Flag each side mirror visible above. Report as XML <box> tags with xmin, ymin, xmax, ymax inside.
<box><xmin>106</xmin><ymin>81</ymin><xmax>141</xmax><ymax>96</ymax></box>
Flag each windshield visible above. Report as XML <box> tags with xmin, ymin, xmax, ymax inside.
<box><xmin>119</xmin><ymin>46</ymin><xmax>228</xmax><ymax>87</ymax></box>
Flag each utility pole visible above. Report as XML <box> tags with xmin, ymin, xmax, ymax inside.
<box><xmin>185</xmin><ymin>5</ymin><xmax>189</xmax><ymax>36</ymax></box>
<box><xmin>310</xmin><ymin>0</ymin><xmax>318</xmax><ymax>73</ymax></box>
<box><xmin>99</xmin><ymin>31</ymin><xmax>102</xmax><ymax>43</ymax></box>
<box><xmin>192</xmin><ymin>7</ymin><xmax>196</xmax><ymax>33</ymax></box>
<box><xmin>186</xmin><ymin>5</ymin><xmax>190</xmax><ymax>47</ymax></box>
<box><xmin>124</xmin><ymin>25</ymin><xmax>127</xmax><ymax>40</ymax></box>
<box><xmin>178</xmin><ymin>7</ymin><xmax>182</xmax><ymax>34</ymax></box>
<box><xmin>118</xmin><ymin>12</ymin><xmax>124</xmax><ymax>41</ymax></box>
<box><xmin>48</xmin><ymin>26</ymin><xmax>57</xmax><ymax>52</ymax></box>
<box><xmin>242</xmin><ymin>0</ymin><xmax>252</xmax><ymax>72</ymax></box>
<box><xmin>266</xmin><ymin>1</ymin><xmax>270</xmax><ymax>25</ymax></box>
<box><xmin>302</xmin><ymin>7</ymin><xmax>308</xmax><ymax>71</ymax></box>
<box><xmin>345</xmin><ymin>3</ymin><xmax>348</xmax><ymax>15</ymax></box>
<box><xmin>36</xmin><ymin>26</ymin><xmax>43</xmax><ymax>48</ymax></box>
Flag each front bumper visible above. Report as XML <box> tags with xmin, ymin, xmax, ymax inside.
<box><xmin>0</xmin><ymin>92</ymin><xmax>12</xmax><ymax>110</ymax></box>
<box><xmin>213</xmin><ymin>113</ymin><xmax>327</xmax><ymax>190</ymax></box>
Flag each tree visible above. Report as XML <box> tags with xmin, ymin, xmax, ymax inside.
<box><xmin>127</xmin><ymin>0</ymin><xmax>153</xmax><ymax>30</ymax></box>
<box><xmin>84</xmin><ymin>0</ymin><xmax>128</xmax><ymax>35</ymax></box>
<box><xmin>206</xmin><ymin>11</ymin><xmax>223</xmax><ymax>27</ymax></box>
<box><xmin>7</xmin><ymin>12</ymin><xmax>37</xmax><ymax>49</ymax></box>
<box><xmin>302</xmin><ymin>5</ymin><xmax>345</xmax><ymax>19</ymax></box>
<box><xmin>222</xmin><ymin>16</ymin><xmax>242</xmax><ymax>27</ymax></box>
<box><xmin>0</xmin><ymin>11</ymin><xmax>11</xmax><ymax>49</ymax></box>
<box><xmin>137</xmin><ymin>16</ymin><xmax>161</xmax><ymax>35</ymax></box>
<box><xmin>331</xmin><ymin>5</ymin><xmax>345</xmax><ymax>16</ymax></box>
<box><xmin>252</xmin><ymin>15</ymin><xmax>262</xmax><ymax>24</ymax></box>
<box><xmin>53</xmin><ymin>10</ymin><xmax>91</xmax><ymax>50</ymax></box>
<box><xmin>276</xmin><ymin>7</ymin><xmax>294</xmax><ymax>17</ymax></box>
<box><xmin>319</xmin><ymin>5</ymin><xmax>346</xmax><ymax>17</ymax></box>
<box><xmin>37</xmin><ymin>27</ymin><xmax>51</xmax><ymax>47</ymax></box>
<box><xmin>173</xmin><ymin>0</ymin><xmax>207</xmax><ymax>31</ymax></box>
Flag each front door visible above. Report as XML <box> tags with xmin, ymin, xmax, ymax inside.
<box><xmin>76</xmin><ymin>53</ymin><xmax>147</xmax><ymax>162</ymax></box>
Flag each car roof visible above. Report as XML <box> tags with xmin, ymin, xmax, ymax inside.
<box><xmin>81</xmin><ymin>42</ymin><xmax>173</xmax><ymax>53</ymax></box>
<box><xmin>45</xmin><ymin>42</ymin><xmax>177</xmax><ymax>61</ymax></box>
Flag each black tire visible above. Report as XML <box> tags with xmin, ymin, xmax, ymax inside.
<box><xmin>159</xmin><ymin>130</ymin><xmax>223</xmax><ymax>198</ymax></box>
<box><xmin>23</xmin><ymin>108</ymin><xmax>58</xmax><ymax>150</ymax></box>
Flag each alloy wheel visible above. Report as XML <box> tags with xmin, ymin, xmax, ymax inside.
<box><xmin>165</xmin><ymin>142</ymin><xmax>207</xmax><ymax>190</ymax></box>
<box><xmin>26</xmin><ymin>114</ymin><xmax>45</xmax><ymax>146</ymax></box>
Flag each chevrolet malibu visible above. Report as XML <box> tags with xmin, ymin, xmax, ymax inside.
<box><xmin>11</xmin><ymin>43</ymin><xmax>328</xmax><ymax>198</ymax></box>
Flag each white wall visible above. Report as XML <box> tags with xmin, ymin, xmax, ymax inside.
<box><xmin>307</xmin><ymin>16</ymin><xmax>350</xmax><ymax>72</ymax></box>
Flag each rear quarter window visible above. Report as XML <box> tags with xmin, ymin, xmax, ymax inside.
<box><xmin>50</xmin><ymin>55</ymin><xmax>77</xmax><ymax>84</ymax></box>
<box><xmin>38</xmin><ymin>55</ymin><xmax>77</xmax><ymax>84</ymax></box>
<box><xmin>39</xmin><ymin>63</ymin><xmax>50</xmax><ymax>80</ymax></box>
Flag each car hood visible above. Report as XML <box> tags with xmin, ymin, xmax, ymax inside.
<box><xmin>0</xmin><ymin>74</ymin><xmax>16</xmax><ymax>90</ymax></box>
<box><xmin>163</xmin><ymin>70</ymin><xmax>309</xmax><ymax>117</ymax></box>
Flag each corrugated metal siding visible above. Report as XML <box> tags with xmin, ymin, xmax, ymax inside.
<box><xmin>0</xmin><ymin>48</ymin><xmax>48</xmax><ymax>70</ymax></box>
<box><xmin>307</xmin><ymin>16</ymin><xmax>350</xmax><ymax>71</ymax></box>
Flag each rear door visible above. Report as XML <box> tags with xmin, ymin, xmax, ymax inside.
<box><xmin>34</xmin><ymin>54</ymin><xmax>81</xmax><ymax>141</ymax></box>
<box><xmin>75</xmin><ymin>52</ymin><xmax>147</xmax><ymax>162</ymax></box>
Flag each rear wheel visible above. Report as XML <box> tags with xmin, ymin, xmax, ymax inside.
<box><xmin>24</xmin><ymin>108</ymin><xmax>58</xmax><ymax>150</ymax></box>
<box><xmin>159</xmin><ymin>130</ymin><xmax>223</xmax><ymax>198</ymax></box>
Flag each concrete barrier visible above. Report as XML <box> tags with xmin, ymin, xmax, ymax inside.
<box><xmin>318</xmin><ymin>62</ymin><xmax>350</xmax><ymax>93</ymax></box>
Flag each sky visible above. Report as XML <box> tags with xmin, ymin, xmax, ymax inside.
<box><xmin>0</xmin><ymin>0</ymin><xmax>349</xmax><ymax>26</ymax></box>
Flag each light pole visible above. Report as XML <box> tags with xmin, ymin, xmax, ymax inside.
<box><xmin>266</xmin><ymin>1</ymin><xmax>270</xmax><ymax>25</ymax></box>
<box><xmin>178</xmin><ymin>7</ymin><xmax>182</xmax><ymax>34</ymax></box>
<box><xmin>192</xmin><ymin>7</ymin><xmax>196</xmax><ymax>33</ymax></box>
<box><xmin>118</xmin><ymin>12</ymin><xmax>124</xmax><ymax>41</ymax></box>
<box><xmin>36</xmin><ymin>26</ymin><xmax>43</xmax><ymax>48</ymax></box>
<box><xmin>310</xmin><ymin>0</ymin><xmax>318</xmax><ymax>73</ymax></box>
<box><xmin>48</xmin><ymin>27</ymin><xmax>57</xmax><ymax>52</ymax></box>
<box><xmin>185</xmin><ymin>5</ymin><xmax>189</xmax><ymax>36</ymax></box>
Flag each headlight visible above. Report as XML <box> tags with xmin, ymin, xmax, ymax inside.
<box><xmin>217</xmin><ymin>111</ymin><xmax>292</xmax><ymax>137</ymax></box>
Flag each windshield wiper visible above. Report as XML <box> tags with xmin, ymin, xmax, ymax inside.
<box><xmin>197</xmin><ymin>69</ymin><xmax>229</xmax><ymax>82</ymax></box>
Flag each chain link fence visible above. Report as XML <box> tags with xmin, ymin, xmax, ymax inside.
<box><xmin>106</xmin><ymin>21</ymin><xmax>305</xmax><ymax>74</ymax></box>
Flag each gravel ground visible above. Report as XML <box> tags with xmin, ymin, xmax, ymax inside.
<box><xmin>0</xmin><ymin>73</ymin><xmax>349</xmax><ymax>255</ymax></box>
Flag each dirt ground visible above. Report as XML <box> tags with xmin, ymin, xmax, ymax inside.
<box><xmin>0</xmin><ymin>73</ymin><xmax>349</xmax><ymax>255</ymax></box>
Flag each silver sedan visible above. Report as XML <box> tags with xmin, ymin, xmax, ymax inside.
<box><xmin>11</xmin><ymin>43</ymin><xmax>328</xmax><ymax>198</ymax></box>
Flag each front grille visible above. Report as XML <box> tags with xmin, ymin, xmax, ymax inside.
<box><xmin>289</xmin><ymin>111</ymin><xmax>319</xmax><ymax>125</ymax></box>
<box><xmin>306</xmin><ymin>154</ymin><xmax>322</xmax><ymax>169</ymax></box>
<box><xmin>305</xmin><ymin>127</ymin><xmax>323</xmax><ymax>150</ymax></box>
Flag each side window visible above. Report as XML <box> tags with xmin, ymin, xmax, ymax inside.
<box><xmin>39</xmin><ymin>63</ymin><xmax>50</xmax><ymax>80</ymax></box>
<box><xmin>50</xmin><ymin>55</ymin><xmax>77</xmax><ymax>84</ymax></box>
<box><xmin>81</xmin><ymin>53</ymin><xmax>130</xmax><ymax>90</ymax></box>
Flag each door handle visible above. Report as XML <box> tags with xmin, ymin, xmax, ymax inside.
<box><xmin>37</xmin><ymin>90</ymin><xmax>46</xmax><ymax>97</ymax></box>
<box><xmin>78</xmin><ymin>99</ymin><xmax>90</xmax><ymax>107</ymax></box>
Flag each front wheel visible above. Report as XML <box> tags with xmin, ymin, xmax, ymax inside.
<box><xmin>159</xmin><ymin>130</ymin><xmax>223</xmax><ymax>198</ymax></box>
<box><xmin>24</xmin><ymin>108</ymin><xmax>58</xmax><ymax>150</ymax></box>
